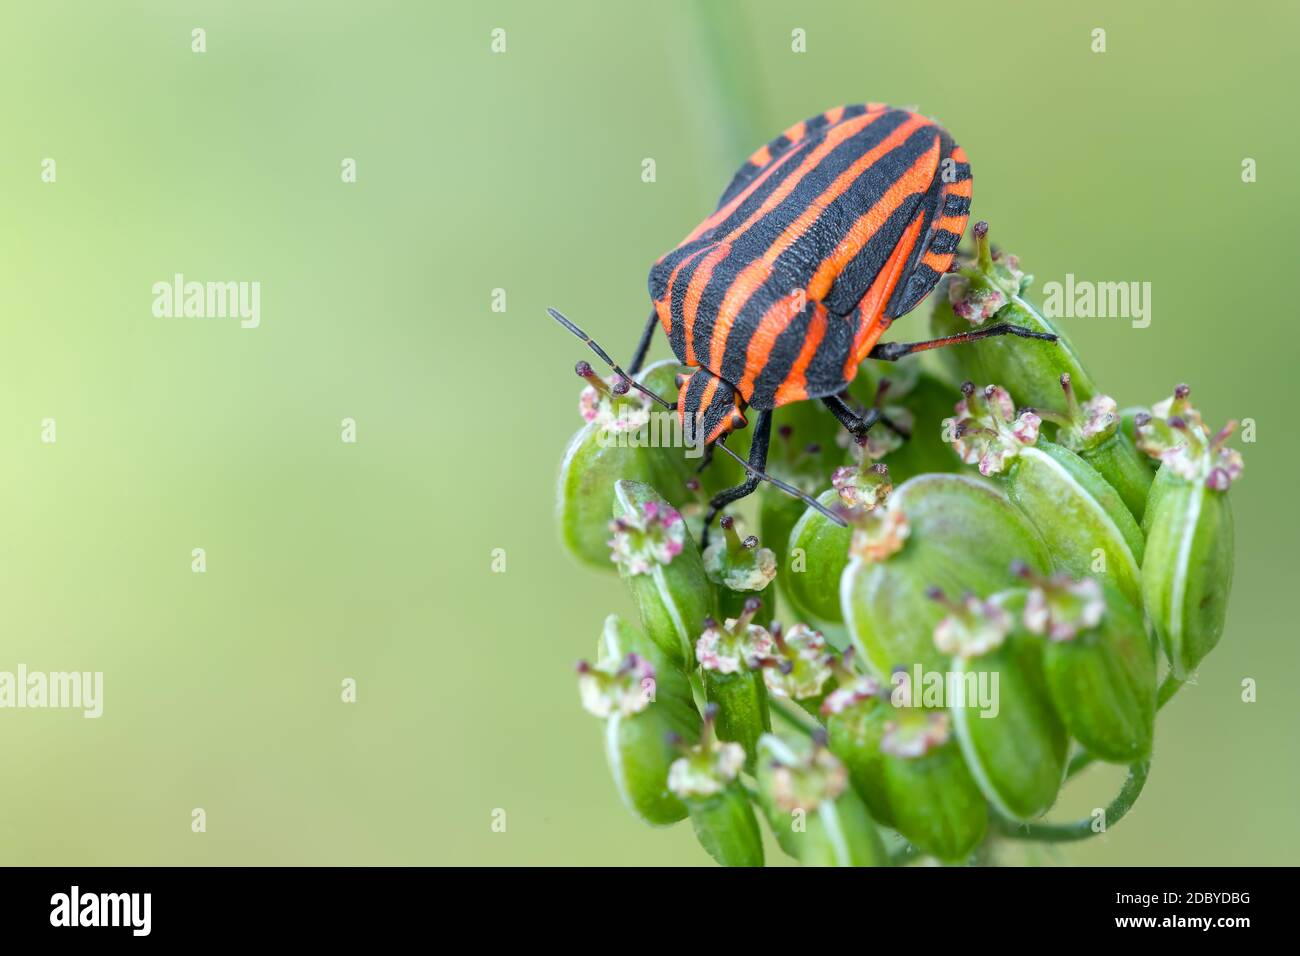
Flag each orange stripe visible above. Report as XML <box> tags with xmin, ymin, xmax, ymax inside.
<box><xmin>921</xmin><ymin>250</ymin><xmax>952</xmax><ymax>272</ymax></box>
<box><xmin>678</xmin><ymin>143</ymin><xmax>804</xmax><ymax>248</ymax></box>
<box><xmin>706</xmin><ymin>403</ymin><xmax>737</xmax><ymax>444</ymax></box>
<box><xmin>711</xmin><ymin>114</ymin><xmax>929</xmax><ymax>371</ymax></box>
<box><xmin>676</xmin><ymin>372</ymin><xmax>694</xmax><ymax>429</ymax></box>
<box><xmin>805</xmin><ymin>138</ymin><xmax>942</xmax><ymax>300</ymax></box>
<box><xmin>823</xmin><ymin>105</ymin><xmax>846</xmax><ymax>125</ymax></box>
<box><xmin>681</xmin><ymin>244</ymin><xmax>730</xmax><ymax>365</ymax></box>
<box><xmin>930</xmin><ymin>215</ymin><xmax>967</xmax><ymax>235</ymax></box>
<box><xmin>946</xmin><ymin>178</ymin><xmax>972</xmax><ymax>198</ymax></box>
<box><xmin>773</xmin><ymin>308</ymin><xmax>828</xmax><ymax>406</ymax></box>
<box><xmin>697</xmin><ymin>373</ymin><xmax>721</xmax><ymax>421</ymax></box>
<box><xmin>665</xmin><ymin>245</ymin><xmax>711</xmax><ymax>361</ymax></box>
<box><xmin>655</xmin><ymin>297</ymin><xmax>672</xmax><ymax>335</ymax></box>
<box><xmin>844</xmin><ymin>212</ymin><xmax>926</xmax><ymax>378</ymax></box>
<box><xmin>748</xmin><ymin>144</ymin><xmax>772</xmax><ymax>167</ymax></box>
<box><xmin>737</xmin><ymin>296</ymin><xmax>798</xmax><ymax>398</ymax></box>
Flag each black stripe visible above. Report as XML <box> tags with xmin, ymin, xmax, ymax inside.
<box><xmin>927</xmin><ymin>229</ymin><xmax>961</xmax><ymax>255</ymax></box>
<box><xmin>698</xmin><ymin>112</ymin><xmax>920</xmax><ymax>375</ymax></box>
<box><xmin>824</xmin><ymin>197</ymin><xmax>928</xmax><ymax>316</ymax></box>
<box><xmin>886</xmin><ymin>132</ymin><xmax>968</xmax><ymax>319</ymax></box>
<box><xmin>943</xmin><ymin>194</ymin><xmax>971</xmax><ymax>217</ymax></box>
<box><xmin>801</xmin><ymin>312</ymin><xmax>856</xmax><ymax>401</ymax></box>
<box><xmin>658</xmin><ymin>107</ymin><xmax>880</xmax><ymax>284</ymax></box>
<box><xmin>704</xmin><ymin>374</ymin><xmax>735</xmax><ymax>428</ymax></box>
<box><xmin>715</xmin><ymin>121</ymin><xmax>937</xmax><ymax>373</ymax></box>
<box><xmin>715</xmin><ymin>107</ymin><xmax>837</xmax><ymax>210</ymax></box>
<box><xmin>887</xmin><ymin>263</ymin><xmax>942</xmax><ymax>318</ymax></box>
<box><xmin>770</xmin><ymin>123</ymin><xmax>937</xmax><ymax>312</ymax></box>
<box><xmin>748</xmin><ymin>307</ymin><xmax>813</xmax><ymax>408</ymax></box>
<box><xmin>666</xmin><ymin>246</ymin><xmax>712</xmax><ymax>362</ymax></box>
<box><xmin>657</xmin><ymin>136</ymin><xmax>820</xmax><ymax>279</ymax></box>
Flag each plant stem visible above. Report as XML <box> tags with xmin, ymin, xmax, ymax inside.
<box><xmin>999</xmin><ymin>674</ymin><xmax>1179</xmax><ymax>843</ymax></box>
<box><xmin>995</xmin><ymin>759</ymin><xmax>1150</xmax><ymax>843</ymax></box>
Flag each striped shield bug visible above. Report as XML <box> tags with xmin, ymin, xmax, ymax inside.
<box><xmin>550</xmin><ymin>103</ymin><xmax>1058</xmax><ymax>541</ymax></box>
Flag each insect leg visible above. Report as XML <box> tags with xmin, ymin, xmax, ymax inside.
<box><xmin>627</xmin><ymin>308</ymin><xmax>660</xmax><ymax>376</ymax></box>
<box><xmin>703</xmin><ymin>412</ymin><xmax>847</xmax><ymax>546</ymax></box>
<box><xmin>868</xmin><ymin>323</ymin><xmax>1057</xmax><ymax>362</ymax></box>
<box><xmin>548</xmin><ymin>307</ymin><xmax>676</xmax><ymax>410</ymax></box>
<box><xmin>702</xmin><ymin>412</ymin><xmax>772</xmax><ymax>547</ymax></box>
<box><xmin>822</xmin><ymin>394</ymin><xmax>880</xmax><ymax>442</ymax></box>
<box><xmin>695</xmin><ymin>443</ymin><xmax>715</xmax><ymax>474</ymax></box>
<box><xmin>822</xmin><ymin>393</ymin><xmax>910</xmax><ymax>442</ymax></box>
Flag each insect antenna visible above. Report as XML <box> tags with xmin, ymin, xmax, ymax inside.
<box><xmin>547</xmin><ymin>308</ymin><xmax>674</xmax><ymax>410</ymax></box>
<box><xmin>709</xmin><ymin>440</ymin><xmax>848</xmax><ymax>528</ymax></box>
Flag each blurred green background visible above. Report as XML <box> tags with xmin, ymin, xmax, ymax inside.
<box><xmin>1</xmin><ymin>0</ymin><xmax>1295</xmax><ymax>865</ymax></box>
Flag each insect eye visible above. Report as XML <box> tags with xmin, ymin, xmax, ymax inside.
<box><xmin>674</xmin><ymin>372</ymin><xmax>690</xmax><ymax>390</ymax></box>
<box><xmin>731</xmin><ymin>412</ymin><xmax>748</xmax><ymax>431</ymax></box>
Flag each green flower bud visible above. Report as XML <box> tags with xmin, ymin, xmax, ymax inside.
<box><xmin>704</xmin><ymin>515</ymin><xmax>777</xmax><ymax>623</ymax></box>
<box><xmin>696</xmin><ymin>599</ymin><xmax>773</xmax><ymax>762</ymax></box>
<box><xmin>822</xmin><ymin>661</ymin><xmax>895</xmax><ymax>826</ymax></box>
<box><xmin>611</xmin><ymin>480</ymin><xmax>717</xmax><ymax>667</ymax></box>
<box><xmin>880</xmin><ymin>709</ymin><xmax>988</xmax><ymax>862</ymax></box>
<box><xmin>1046</xmin><ymin>374</ymin><xmax>1153</xmax><ymax>522</ymax></box>
<box><xmin>930</xmin><ymin>222</ymin><xmax>1097</xmax><ymax>411</ymax></box>
<box><xmin>668</xmin><ymin>706</ymin><xmax>764</xmax><ymax>867</ymax></box>
<box><xmin>1019</xmin><ymin>571</ymin><xmax>1156</xmax><ymax>762</ymax></box>
<box><xmin>558</xmin><ymin>360</ymin><xmax>693</xmax><ymax>570</ymax></box>
<box><xmin>780</xmin><ymin>461</ymin><xmax>894</xmax><ymax>640</ymax></box>
<box><xmin>932</xmin><ymin>589</ymin><xmax>1068</xmax><ymax>820</ymax></box>
<box><xmin>755</xmin><ymin>733</ymin><xmax>887</xmax><ymax>866</ymax></box>
<box><xmin>841</xmin><ymin>473</ymin><xmax>1052</xmax><ymax>677</ymax></box>
<box><xmin>1136</xmin><ymin>386</ymin><xmax>1242</xmax><ymax>678</ymax></box>
<box><xmin>578</xmin><ymin>616</ymin><xmax>702</xmax><ymax>826</ymax></box>
<box><xmin>945</xmin><ymin>382</ymin><xmax>1145</xmax><ymax>605</ymax></box>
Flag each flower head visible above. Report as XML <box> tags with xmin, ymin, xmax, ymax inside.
<box><xmin>1017</xmin><ymin>565</ymin><xmax>1106</xmax><ymax>642</ymax></box>
<box><xmin>695</xmin><ymin>599</ymin><xmax>774</xmax><ymax>674</ymax></box>
<box><xmin>608</xmin><ymin>499</ymin><xmax>686</xmax><ymax>574</ymax></box>
<box><xmin>930</xmin><ymin>590</ymin><xmax>1012</xmax><ymax>658</ymax></box>
<box><xmin>880</xmin><ymin>710</ymin><xmax>953</xmax><ymax>758</ymax></box>
<box><xmin>1135</xmin><ymin>384</ymin><xmax>1244</xmax><ymax>490</ymax></box>
<box><xmin>667</xmin><ymin>705</ymin><xmax>746</xmax><ymax>800</ymax></box>
<box><xmin>755</xmin><ymin>623</ymin><xmax>834</xmax><ymax>701</ymax></box>
<box><xmin>703</xmin><ymin>516</ymin><xmax>777</xmax><ymax>593</ymax></box>
<box><xmin>575</xmin><ymin>653</ymin><xmax>657</xmax><ymax>718</ymax></box>
<box><xmin>847</xmin><ymin>504</ymin><xmax>910</xmax><ymax>562</ymax></box>
<box><xmin>945</xmin><ymin>382</ymin><xmax>1041</xmax><ymax>476</ymax></box>
<box><xmin>832</xmin><ymin>461</ymin><xmax>893</xmax><ymax>512</ymax></box>
<box><xmin>947</xmin><ymin>221</ymin><xmax>1032</xmax><ymax>324</ymax></box>
<box><xmin>765</xmin><ymin>733</ymin><xmax>848</xmax><ymax>813</ymax></box>
<box><xmin>576</xmin><ymin>362</ymin><xmax>652</xmax><ymax>433</ymax></box>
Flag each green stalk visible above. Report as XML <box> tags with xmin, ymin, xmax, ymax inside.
<box><xmin>994</xmin><ymin>760</ymin><xmax>1149</xmax><ymax>843</ymax></box>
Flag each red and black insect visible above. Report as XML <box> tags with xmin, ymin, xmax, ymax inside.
<box><xmin>551</xmin><ymin>103</ymin><xmax>1055</xmax><ymax>539</ymax></box>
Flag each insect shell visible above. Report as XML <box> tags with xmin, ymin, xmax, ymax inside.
<box><xmin>648</xmin><ymin>103</ymin><xmax>971</xmax><ymax>446</ymax></box>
